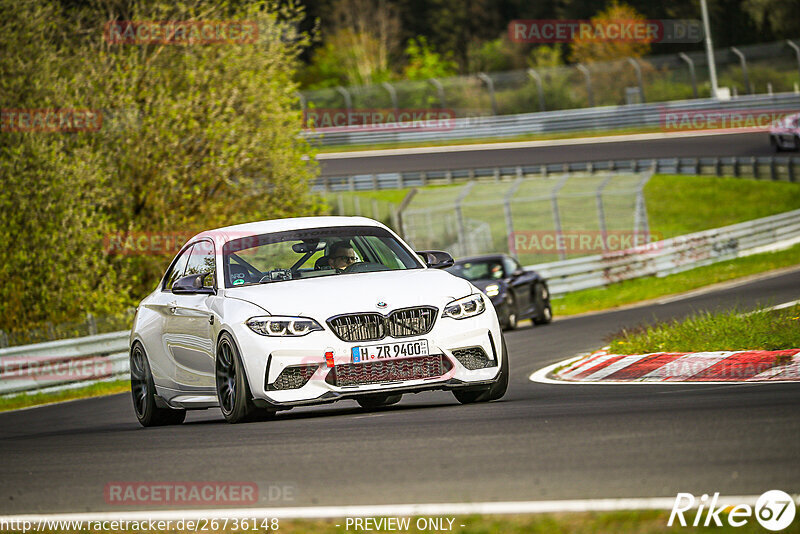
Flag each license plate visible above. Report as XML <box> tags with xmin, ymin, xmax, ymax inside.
<box><xmin>351</xmin><ymin>340</ymin><xmax>429</xmax><ymax>363</ymax></box>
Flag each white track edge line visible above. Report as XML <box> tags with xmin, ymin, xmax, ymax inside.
<box><xmin>2</xmin><ymin>495</ymin><xmax>793</xmax><ymax>522</ymax></box>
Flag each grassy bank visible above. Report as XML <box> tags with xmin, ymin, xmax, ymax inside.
<box><xmin>0</xmin><ymin>379</ymin><xmax>129</xmax><ymax>413</ymax></box>
<box><xmin>610</xmin><ymin>303</ymin><xmax>800</xmax><ymax>354</ymax></box>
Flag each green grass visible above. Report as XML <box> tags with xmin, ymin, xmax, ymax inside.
<box><xmin>18</xmin><ymin>511</ymin><xmax>796</xmax><ymax>533</ymax></box>
<box><xmin>609</xmin><ymin>304</ymin><xmax>800</xmax><ymax>355</ymax></box>
<box><xmin>0</xmin><ymin>379</ymin><xmax>129</xmax><ymax>412</ymax></box>
<box><xmin>555</xmin><ymin>243</ymin><xmax>800</xmax><ymax>316</ymax></box>
<box><xmin>313</xmin><ymin>126</ymin><xmax>665</xmax><ymax>153</ymax></box>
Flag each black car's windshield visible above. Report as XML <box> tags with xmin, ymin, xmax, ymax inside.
<box><xmin>446</xmin><ymin>260</ymin><xmax>504</xmax><ymax>282</ymax></box>
<box><xmin>222</xmin><ymin>225</ymin><xmax>423</xmax><ymax>288</ymax></box>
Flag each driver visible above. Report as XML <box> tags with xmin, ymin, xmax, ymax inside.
<box><xmin>327</xmin><ymin>241</ymin><xmax>358</xmax><ymax>272</ymax></box>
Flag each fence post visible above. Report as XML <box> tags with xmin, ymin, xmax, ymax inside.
<box><xmin>337</xmin><ymin>194</ymin><xmax>345</xmax><ymax>215</ymax></box>
<box><xmin>527</xmin><ymin>68</ymin><xmax>546</xmax><ymax>111</ymax></box>
<box><xmin>503</xmin><ymin>177</ymin><xmax>525</xmax><ymax>257</ymax></box>
<box><xmin>596</xmin><ymin>174</ymin><xmax>614</xmax><ymax>252</ymax></box>
<box><xmin>353</xmin><ymin>196</ymin><xmax>361</xmax><ymax>215</ymax></box>
<box><xmin>577</xmin><ymin>64</ymin><xmax>594</xmax><ymax>107</ymax></box>
<box><xmin>86</xmin><ymin>313</ymin><xmax>97</xmax><ymax>336</ymax></box>
<box><xmin>382</xmin><ymin>82</ymin><xmax>399</xmax><ymax>115</ymax></box>
<box><xmin>0</xmin><ymin>330</ymin><xmax>8</xmax><ymax>348</ymax></box>
<box><xmin>678</xmin><ymin>53</ymin><xmax>698</xmax><ymax>98</ymax></box>
<box><xmin>296</xmin><ymin>92</ymin><xmax>307</xmax><ymax>116</ymax></box>
<box><xmin>551</xmin><ymin>175</ymin><xmax>570</xmax><ymax>260</ymax></box>
<box><xmin>396</xmin><ymin>189</ymin><xmax>418</xmax><ymax>239</ymax></box>
<box><xmin>787</xmin><ymin>40</ymin><xmax>800</xmax><ymax>85</ymax></box>
<box><xmin>455</xmin><ymin>182</ymin><xmax>476</xmax><ymax>255</ymax></box>
<box><xmin>428</xmin><ymin>78</ymin><xmax>447</xmax><ymax>109</ymax></box>
<box><xmin>633</xmin><ymin>171</ymin><xmax>654</xmax><ymax>245</ymax></box>
<box><xmin>477</xmin><ymin>73</ymin><xmax>498</xmax><ymax>116</ymax></box>
<box><xmin>626</xmin><ymin>57</ymin><xmax>645</xmax><ymax>103</ymax></box>
<box><xmin>730</xmin><ymin>47</ymin><xmax>752</xmax><ymax>95</ymax></box>
<box><xmin>372</xmin><ymin>199</ymin><xmax>380</xmax><ymax>220</ymax></box>
<box><xmin>334</xmin><ymin>86</ymin><xmax>353</xmax><ymax>124</ymax></box>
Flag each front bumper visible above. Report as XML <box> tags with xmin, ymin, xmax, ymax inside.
<box><xmin>234</xmin><ymin>313</ymin><xmax>503</xmax><ymax>408</ymax></box>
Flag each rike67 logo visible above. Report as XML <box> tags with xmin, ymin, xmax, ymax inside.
<box><xmin>669</xmin><ymin>490</ymin><xmax>796</xmax><ymax>531</ymax></box>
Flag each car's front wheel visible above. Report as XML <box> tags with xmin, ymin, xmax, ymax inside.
<box><xmin>356</xmin><ymin>393</ymin><xmax>402</xmax><ymax>409</ymax></box>
<box><xmin>130</xmin><ymin>343</ymin><xmax>186</xmax><ymax>427</ymax></box>
<box><xmin>452</xmin><ymin>336</ymin><xmax>509</xmax><ymax>404</ymax></box>
<box><xmin>216</xmin><ymin>333</ymin><xmax>272</xmax><ymax>424</ymax></box>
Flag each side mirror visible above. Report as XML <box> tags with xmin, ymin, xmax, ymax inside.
<box><xmin>512</xmin><ymin>268</ymin><xmax>525</xmax><ymax>278</ymax></box>
<box><xmin>416</xmin><ymin>250</ymin><xmax>455</xmax><ymax>269</ymax></box>
<box><xmin>172</xmin><ymin>273</ymin><xmax>216</xmax><ymax>294</ymax></box>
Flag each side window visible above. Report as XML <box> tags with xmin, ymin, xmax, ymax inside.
<box><xmin>164</xmin><ymin>246</ymin><xmax>193</xmax><ymax>290</ymax></box>
<box><xmin>502</xmin><ymin>256</ymin><xmax>519</xmax><ymax>277</ymax></box>
<box><xmin>184</xmin><ymin>240</ymin><xmax>216</xmax><ymax>288</ymax></box>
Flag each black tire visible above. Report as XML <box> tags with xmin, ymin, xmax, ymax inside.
<box><xmin>502</xmin><ymin>293</ymin><xmax>519</xmax><ymax>331</ymax></box>
<box><xmin>795</xmin><ymin>136</ymin><xmax>800</xmax><ymax>152</ymax></box>
<box><xmin>216</xmin><ymin>332</ymin><xmax>269</xmax><ymax>424</ymax></box>
<box><xmin>532</xmin><ymin>283</ymin><xmax>553</xmax><ymax>325</ymax></box>
<box><xmin>130</xmin><ymin>343</ymin><xmax>186</xmax><ymax>427</ymax></box>
<box><xmin>772</xmin><ymin>136</ymin><xmax>783</xmax><ymax>152</ymax></box>
<box><xmin>356</xmin><ymin>393</ymin><xmax>402</xmax><ymax>409</ymax></box>
<box><xmin>452</xmin><ymin>336</ymin><xmax>509</xmax><ymax>404</ymax></box>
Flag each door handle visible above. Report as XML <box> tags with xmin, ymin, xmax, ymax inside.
<box><xmin>168</xmin><ymin>302</ymin><xmax>178</xmax><ymax>315</ymax></box>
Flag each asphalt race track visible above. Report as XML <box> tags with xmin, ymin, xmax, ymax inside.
<box><xmin>1</xmin><ymin>268</ymin><xmax>799</xmax><ymax>514</ymax></box>
<box><xmin>318</xmin><ymin>131</ymin><xmax>773</xmax><ymax>176</ymax></box>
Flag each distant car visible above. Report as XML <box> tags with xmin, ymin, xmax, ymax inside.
<box><xmin>129</xmin><ymin>217</ymin><xmax>509</xmax><ymax>426</ymax></box>
<box><xmin>446</xmin><ymin>254</ymin><xmax>552</xmax><ymax>330</ymax></box>
<box><xmin>770</xmin><ymin>112</ymin><xmax>800</xmax><ymax>152</ymax></box>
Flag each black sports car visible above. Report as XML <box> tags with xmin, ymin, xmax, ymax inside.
<box><xmin>446</xmin><ymin>254</ymin><xmax>552</xmax><ymax>330</ymax></box>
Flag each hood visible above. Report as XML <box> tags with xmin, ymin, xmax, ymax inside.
<box><xmin>224</xmin><ymin>268</ymin><xmax>475</xmax><ymax>320</ymax></box>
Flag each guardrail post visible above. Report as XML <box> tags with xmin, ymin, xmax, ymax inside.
<box><xmin>596</xmin><ymin>175</ymin><xmax>613</xmax><ymax>252</ymax></box>
<box><xmin>477</xmin><ymin>73</ymin><xmax>498</xmax><ymax>116</ymax></box>
<box><xmin>334</xmin><ymin>86</ymin><xmax>353</xmax><ymax>124</ymax></box>
<box><xmin>353</xmin><ymin>196</ymin><xmax>362</xmax><ymax>215</ymax></box>
<box><xmin>730</xmin><ymin>47</ymin><xmax>752</xmax><ymax>95</ymax></box>
<box><xmin>550</xmin><ymin>175</ymin><xmax>570</xmax><ymax>260</ymax></box>
<box><xmin>420</xmin><ymin>171</ymin><xmax>427</xmax><ymax>186</ymax></box>
<box><xmin>752</xmin><ymin>157</ymin><xmax>759</xmax><ymax>179</ymax></box>
<box><xmin>428</xmin><ymin>78</ymin><xmax>447</xmax><ymax>109</ymax></box>
<box><xmin>789</xmin><ymin>158</ymin><xmax>797</xmax><ymax>182</ymax></box>
<box><xmin>371</xmin><ymin>174</ymin><xmax>378</xmax><ymax>189</ymax></box>
<box><xmin>337</xmin><ymin>194</ymin><xmax>345</xmax><ymax>214</ymax></box>
<box><xmin>577</xmin><ymin>64</ymin><xmax>594</xmax><ymax>107</ymax></box>
<box><xmin>678</xmin><ymin>53</ymin><xmax>698</xmax><ymax>98</ymax></box>
<box><xmin>733</xmin><ymin>156</ymin><xmax>739</xmax><ymax>177</ymax></box>
<box><xmin>787</xmin><ymin>40</ymin><xmax>800</xmax><ymax>85</ymax></box>
<box><xmin>455</xmin><ymin>182</ymin><xmax>476</xmax><ymax>255</ymax></box>
<box><xmin>527</xmin><ymin>68</ymin><xmax>546</xmax><ymax>111</ymax></box>
<box><xmin>715</xmin><ymin>157</ymin><xmax>722</xmax><ymax>176</ymax></box>
<box><xmin>626</xmin><ymin>57</ymin><xmax>645</xmax><ymax>103</ymax></box>
<box><xmin>770</xmin><ymin>157</ymin><xmax>777</xmax><ymax>181</ymax></box>
<box><xmin>381</xmin><ymin>82</ymin><xmax>399</xmax><ymax>115</ymax></box>
<box><xmin>503</xmin><ymin>177</ymin><xmax>525</xmax><ymax>257</ymax></box>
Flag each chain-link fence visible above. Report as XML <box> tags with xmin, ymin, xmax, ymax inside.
<box><xmin>400</xmin><ymin>171</ymin><xmax>652</xmax><ymax>264</ymax></box>
<box><xmin>301</xmin><ymin>39</ymin><xmax>800</xmax><ymax>119</ymax></box>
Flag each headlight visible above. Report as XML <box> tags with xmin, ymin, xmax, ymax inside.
<box><xmin>246</xmin><ymin>316</ymin><xmax>323</xmax><ymax>337</ymax></box>
<box><xmin>443</xmin><ymin>294</ymin><xmax>486</xmax><ymax>320</ymax></box>
<box><xmin>484</xmin><ymin>284</ymin><xmax>500</xmax><ymax>297</ymax></box>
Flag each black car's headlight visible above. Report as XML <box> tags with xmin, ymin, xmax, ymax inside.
<box><xmin>246</xmin><ymin>316</ymin><xmax>323</xmax><ymax>337</ymax></box>
<box><xmin>443</xmin><ymin>294</ymin><xmax>486</xmax><ymax>320</ymax></box>
<box><xmin>484</xmin><ymin>284</ymin><xmax>500</xmax><ymax>297</ymax></box>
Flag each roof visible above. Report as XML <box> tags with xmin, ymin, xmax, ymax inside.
<box><xmin>190</xmin><ymin>216</ymin><xmax>387</xmax><ymax>245</ymax></box>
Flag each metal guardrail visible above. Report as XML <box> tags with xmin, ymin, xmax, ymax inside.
<box><xmin>315</xmin><ymin>155</ymin><xmax>800</xmax><ymax>192</ymax></box>
<box><xmin>1</xmin><ymin>208</ymin><xmax>799</xmax><ymax>397</ymax></box>
<box><xmin>0</xmin><ymin>332</ymin><xmax>129</xmax><ymax>396</ymax></box>
<box><xmin>306</xmin><ymin>92</ymin><xmax>800</xmax><ymax>147</ymax></box>
<box><xmin>530</xmin><ymin>208</ymin><xmax>800</xmax><ymax>296</ymax></box>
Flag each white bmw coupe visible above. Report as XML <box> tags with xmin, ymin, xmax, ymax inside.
<box><xmin>130</xmin><ymin>216</ymin><xmax>508</xmax><ymax>425</ymax></box>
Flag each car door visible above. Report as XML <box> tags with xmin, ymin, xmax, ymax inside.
<box><xmin>162</xmin><ymin>239</ymin><xmax>217</xmax><ymax>391</ymax></box>
<box><xmin>503</xmin><ymin>256</ymin><xmax>532</xmax><ymax>314</ymax></box>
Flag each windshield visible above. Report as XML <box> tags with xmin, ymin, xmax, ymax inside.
<box><xmin>446</xmin><ymin>260</ymin><xmax>504</xmax><ymax>282</ymax></box>
<box><xmin>222</xmin><ymin>225</ymin><xmax>423</xmax><ymax>288</ymax></box>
